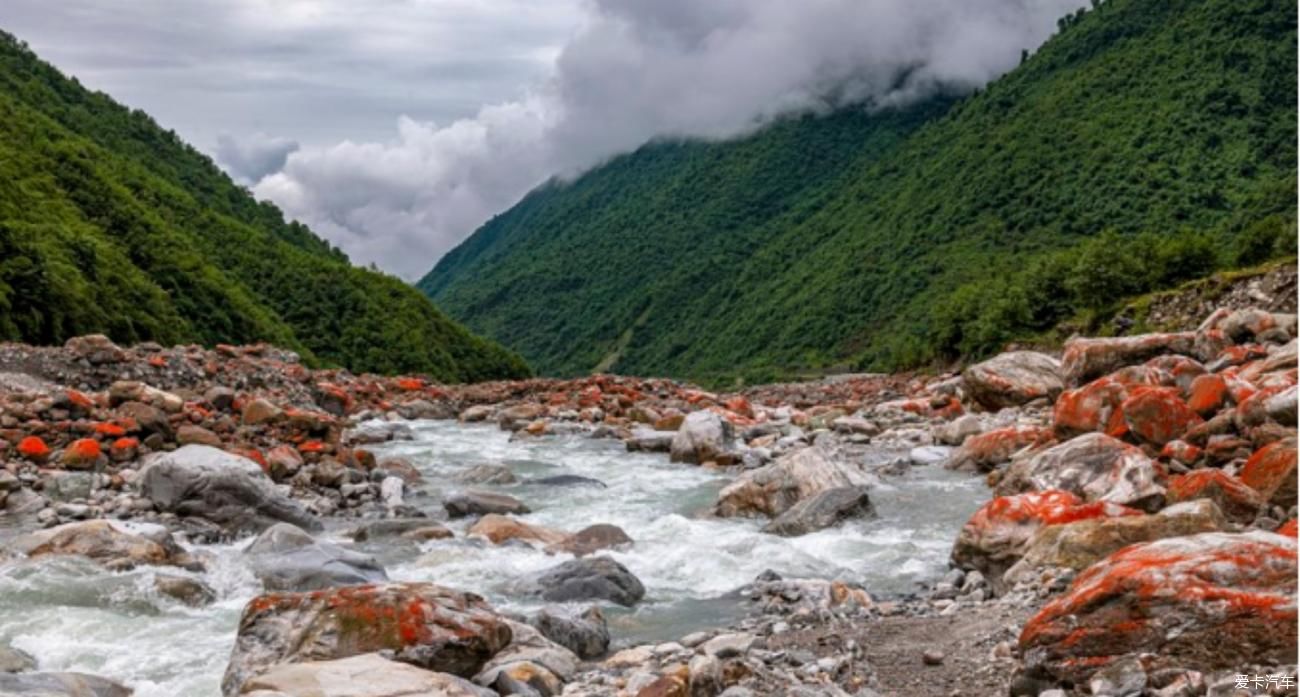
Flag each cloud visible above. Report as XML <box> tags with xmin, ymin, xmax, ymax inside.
<box><xmin>257</xmin><ymin>0</ymin><xmax>1087</xmax><ymax>279</ymax></box>
<box><xmin>216</xmin><ymin>132</ymin><xmax>299</xmax><ymax>185</ymax></box>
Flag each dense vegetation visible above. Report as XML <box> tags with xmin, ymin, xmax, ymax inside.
<box><xmin>421</xmin><ymin>0</ymin><xmax>1297</xmax><ymax>384</ymax></box>
<box><xmin>0</xmin><ymin>32</ymin><xmax>529</xmax><ymax>381</ymax></box>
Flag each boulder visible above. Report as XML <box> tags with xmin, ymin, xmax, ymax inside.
<box><xmin>473</xmin><ymin>620</ymin><xmax>579</xmax><ymax>689</ymax></box>
<box><xmin>245</xmin><ymin>523</ymin><xmax>387</xmax><ymax>591</ymax></box>
<box><xmin>0</xmin><ymin>644</ymin><xmax>36</xmax><ymax>673</ymax></box>
<box><xmin>670</xmin><ymin>411</ymin><xmax>735</xmax><ymax>465</ymax></box>
<box><xmin>1185</xmin><ymin>374</ymin><xmax>1232</xmax><ymax>416</ymax></box>
<box><xmin>532</xmin><ymin>556</ymin><xmax>645</xmax><ymax>606</ymax></box>
<box><xmin>467</xmin><ymin>514</ymin><xmax>570</xmax><ymax>547</ymax></box>
<box><xmin>1240</xmin><ymin>438</ymin><xmax>1297</xmax><ymax>508</ymax></box>
<box><xmin>1060</xmin><ymin>332</ymin><xmax>1201</xmax><ymax>387</ymax></box>
<box><xmin>374</xmin><ymin>458</ymin><xmax>422</xmax><ymax>485</ymax></box>
<box><xmin>626</xmin><ymin>429</ymin><xmax>676</xmax><ymax>453</ymax></box>
<box><xmin>714</xmin><ymin>446</ymin><xmax>873</xmax><ymax>519</ymax></box>
<box><xmin>454</xmin><ymin>464</ymin><xmax>517</xmax><ymax>485</ymax></box>
<box><xmin>1264</xmin><ymin>384</ymin><xmax>1298</xmax><ymax>425</ymax></box>
<box><xmin>1165</xmin><ymin>468</ymin><xmax>1265</xmax><ymax>523</ymax></box>
<box><xmin>951</xmin><ymin>490</ymin><xmax>1140</xmax><ymax>584</ymax></box>
<box><xmin>528</xmin><ymin>606</ymin><xmax>610</xmax><ymax>659</ymax></box>
<box><xmin>444</xmin><ymin>490</ymin><xmax>530</xmax><ymax>518</ymax></box>
<box><xmin>242</xmin><ymin>398</ymin><xmax>284</xmax><ymax>426</ymax></box>
<box><xmin>342</xmin><ymin>421</ymin><xmax>415</xmax><ymax>445</ymax></box>
<box><xmin>761</xmin><ymin>486</ymin><xmax>875</xmax><ymax>537</ymax></box>
<box><xmin>1018</xmin><ymin>531</ymin><xmax>1297</xmax><ymax>685</ymax></box>
<box><xmin>548</xmin><ymin>523</ymin><xmax>632</xmax><ymax>557</ymax></box>
<box><xmin>177</xmin><ymin>424</ymin><xmax>223</xmax><ymax>447</ymax></box>
<box><xmin>1120</xmin><ymin>387</ymin><xmax>1203</xmax><ymax>446</ymax></box>
<box><xmin>349</xmin><ymin>519</ymin><xmax>453</xmax><ymax>543</ymax></box>
<box><xmin>117</xmin><ymin>401</ymin><xmax>173</xmax><ymax>440</ymax></box>
<box><xmin>996</xmin><ymin>433</ymin><xmax>1165</xmax><ymax>510</ymax></box>
<box><xmin>934</xmin><ymin>414</ymin><xmax>984</xmax><ymax>446</ymax></box>
<box><xmin>139</xmin><ymin>445</ymin><xmax>321</xmax><ymax>533</ymax></box>
<box><xmin>946</xmin><ymin>426</ymin><xmax>1047</xmax><ymax>472</ymax></box>
<box><xmin>222</xmin><ymin>582</ymin><xmax>512</xmax><ymax>695</ymax></box>
<box><xmin>1005</xmin><ymin>499</ymin><xmax>1229</xmax><ymax>582</ymax></box>
<box><xmin>64</xmin><ymin>334</ymin><xmax>125</xmax><ymax>365</ymax></box>
<box><xmin>1051</xmin><ymin>376</ymin><xmax>1133</xmax><ymax>438</ymax></box>
<box><xmin>459</xmin><ymin>405</ymin><xmax>494</xmax><ymax>422</ymax></box>
<box><xmin>498</xmin><ymin>404</ymin><xmax>545</xmax><ymax>431</ymax></box>
<box><xmin>0</xmin><ymin>672</ymin><xmax>131</xmax><ymax>697</ymax></box>
<box><xmin>12</xmin><ymin>519</ymin><xmax>199</xmax><ymax>571</ymax></box>
<box><xmin>238</xmin><ymin>653</ymin><xmax>494</xmax><ymax>696</ymax></box>
<box><xmin>963</xmin><ymin>351</ymin><xmax>1064</xmax><ymax>410</ymax></box>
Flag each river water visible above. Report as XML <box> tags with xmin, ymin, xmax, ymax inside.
<box><xmin>0</xmin><ymin>420</ymin><xmax>987</xmax><ymax>696</ymax></box>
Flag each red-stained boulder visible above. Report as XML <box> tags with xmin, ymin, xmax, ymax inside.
<box><xmin>1145</xmin><ymin>355</ymin><xmax>1205</xmax><ymax>392</ymax></box>
<box><xmin>1061</xmin><ymin>333</ymin><xmax>1202</xmax><ymax>387</ymax></box>
<box><xmin>1279</xmin><ymin>519</ymin><xmax>1298</xmax><ymax>537</ymax></box>
<box><xmin>1165</xmin><ymin>469</ymin><xmax>1265</xmax><ymax>523</ymax></box>
<box><xmin>996</xmin><ymin>433</ymin><xmax>1166</xmax><ymax>510</ymax></box>
<box><xmin>16</xmin><ymin>436</ymin><xmax>50</xmax><ymax>462</ymax></box>
<box><xmin>1185</xmin><ymin>374</ymin><xmax>1231</xmax><ymax>416</ymax></box>
<box><xmin>221</xmin><ymin>583</ymin><xmax>512</xmax><ymax>696</ymax></box>
<box><xmin>951</xmin><ymin>490</ymin><xmax>1140</xmax><ymax>584</ymax></box>
<box><xmin>1235</xmin><ymin>384</ymin><xmax>1291</xmax><ymax>429</ymax></box>
<box><xmin>1158</xmin><ymin>439</ymin><xmax>1201</xmax><ymax>465</ymax></box>
<box><xmin>1050</xmin><ymin>366</ymin><xmax>1169</xmax><ymax>439</ymax></box>
<box><xmin>1240</xmin><ymin>438</ymin><xmax>1297</xmax><ymax>508</ymax></box>
<box><xmin>1018</xmin><ymin>531</ymin><xmax>1297</xmax><ymax>685</ymax></box>
<box><xmin>1120</xmin><ymin>386</ymin><xmax>1203</xmax><ymax>446</ymax></box>
<box><xmin>60</xmin><ymin>438</ymin><xmax>103</xmax><ymax>470</ymax></box>
<box><xmin>962</xmin><ymin>351</ymin><xmax>1064</xmax><ymax>410</ymax></box>
<box><xmin>946</xmin><ymin>426</ymin><xmax>1049</xmax><ymax>472</ymax></box>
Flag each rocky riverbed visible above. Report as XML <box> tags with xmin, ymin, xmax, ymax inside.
<box><xmin>0</xmin><ymin>304</ymin><xmax>1296</xmax><ymax>697</ymax></box>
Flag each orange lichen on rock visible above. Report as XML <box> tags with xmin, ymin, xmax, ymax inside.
<box><xmin>1166</xmin><ymin>469</ymin><xmax>1264</xmax><ymax>522</ymax></box>
<box><xmin>16</xmin><ymin>436</ymin><xmax>50</xmax><ymax>461</ymax></box>
<box><xmin>948</xmin><ymin>426</ymin><xmax>1049</xmax><ymax>472</ymax></box>
<box><xmin>1240</xmin><ymin>438</ymin><xmax>1298</xmax><ymax>507</ymax></box>
<box><xmin>61</xmin><ymin>438</ymin><xmax>102</xmax><ymax>468</ymax></box>
<box><xmin>1121</xmin><ymin>386</ymin><xmax>1203</xmax><ymax>446</ymax></box>
<box><xmin>1019</xmin><ymin>531</ymin><xmax>1298</xmax><ymax>685</ymax></box>
<box><xmin>1185</xmin><ymin>374</ymin><xmax>1230</xmax><ymax>416</ymax></box>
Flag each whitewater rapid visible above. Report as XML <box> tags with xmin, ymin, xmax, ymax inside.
<box><xmin>0</xmin><ymin>420</ymin><xmax>986</xmax><ymax>696</ymax></box>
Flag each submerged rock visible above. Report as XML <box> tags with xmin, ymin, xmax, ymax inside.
<box><xmin>547</xmin><ymin>523</ymin><xmax>632</xmax><ymax>556</ymax></box>
<box><xmin>138</xmin><ymin>445</ymin><xmax>321</xmax><ymax>534</ymax></box>
<box><xmin>454</xmin><ymin>464</ymin><xmax>518</xmax><ymax>485</ymax></box>
<box><xmin>244</xmin><ymin>523</ymin><xmax>387</xmax><ymax>591</ymax></box>
<box><xmin>761</xmin><ymin>486</ymin><xmax>874</xmax><ymax>537</ymax></box>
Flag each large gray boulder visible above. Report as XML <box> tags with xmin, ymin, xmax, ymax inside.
<box><xmin>670</xmin><ymin>411</ymin><xmax>735</xmax><ymax>464</ymax></box>
<box><xmin>528</xmin><ymin>606</ymin><xmax>610</xmax><ymax>659</ymax></box>
<box><xmin>714</xmin><ymin>446</ymin><xmax>874</xmax><ymax>519</ymax></box>
<box><xmin>963</xmin><ymin>351</ymin><xmax>1064</xmax><ymax>409</ymax></box>
<box><xmin>0</xmin><ymin>672</ymin><xmax>132</xmax><ymax>697</ymax></box>
<box><xmin>532</xmin><ymin>556</ymin><xmax>645</xmax><ymax>607</ymax></box>
<box><xmin>443</xmin><ymin>490</ymin><xmax>530</xmax><ymax>518</ymax></box>
<box><xmin>996</xmin><ymin>433</ymin><xmax>1165</xmax><ymax>510</ymax></box>
<box><xmin>761</xmin><ymin>486</ymin><xmax>875</xmax><ymax>536</ymax></box>
<box><xmin>138</xmin><ymin>445</ymin><xmax>321</xmax><ymax>533</ymax></box>
<box><xmin>244</xmin><ymin>523</ymin><xmax>387</xmax><ymax>591</ymax></box>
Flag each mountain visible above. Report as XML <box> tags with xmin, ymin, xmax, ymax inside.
<box><xmin>0</xmin><ymin>32</ymin><xmax>528</xmax><ymax>382</ymax></box>
<box><xmin>420</xmin><ymin>0</ymin><xmax>1297</xmax><ymax>384</ymax></box>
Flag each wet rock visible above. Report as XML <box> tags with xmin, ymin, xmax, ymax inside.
<box><xmin>444</xmin><ymin>490</ymin><xmax>530</xmax><ymax>518</ymax></box>
<box><xmin>670</xmin><ymin>411</ymin><xmax>735</xmax><ymax>465</ymax></box>
<box><xmin>12</xmin><ymin>519</ymin><xmax>199</xmax><ymax>571</ymax></box>
<box><xmin>951</xmin><ymin>490</ymin><xmax>1140</xmax><ymax>585</ymax></box>
<box><xmin>238</xmin><ymin>653</ymin><xmax>494</xmax><ymax>696</ymax></box>
<box><xmin>455</xmin><ymin>464</ymin><xmax>517</xmax><ymax>485</ymax></box>
<box><xmin>222</xmin><ymin>582</ymin><xmax>512</xmax><ymax>695</ymax></box>
<box><xmin>761</xmin><ymin>486</ymin><xmax>874</xmax><ymax>536</ymax></box>
<box><xmin>0</xmin><ymin>644</ymin><xmax>36</xmax><ymax>673</ymax></box>
<box><xmin>528</xmin><ymin>606</ymin><xmax>610</xmax><ymax>659</ymax></box>
<box><xmin>498</xmin><ymin>404</ymin><xmax>545</xmax><ymax>431</ymax></box>
<box><xmin>626</xmin><ymin>429</ymin><xmax>676</xmax><ymax>453</ymax></box>
<box><xmin>244</xmin><ymin>523</ymin><xmax>387</xmax><ymax>591</ymax></box>
<box><xmin>532</xmin><ymin>555</ymin><xmax>645</xmax><ymax>606</ymax></box>
<box><xmin>373</xmin><ymin>457</ymin><xmax>422</xmax><ymax>486</ymax></box>
<box><xmin>1018</xmin><ymin>531</ymin><xmax>1297</xmax><ymax>686</ymax></box>
<box><xmin>963</xmin><ymin>351</ymin><xmax>1064</xmax><ymax>409</ymax></box>
<box><xmin>548</xmin><ymin>523</ymin><xmax>632</xmax><ymax>556</ymax></box>
<box><xmin>1005</xmin><ymin>499</ymin><xmax>1230</xmax><ymax>583</ymax></box>
<box><xmin>997</xmin><ymin>433</ymin><xmax>1165</xmax><ymax>509</ymax></box>
<box><xmin>139</xmin><ymin>445</ymin><xmax>321</xmax><ymax>534</ymax></box>
<box><xmin>714</xmin><ymin>446</ymin><xmax>873</xmax><ymax>519</ymax></box>
<box><xmin>467</xmin><ymin>514</ymin><xmax>569</xmax><ymax>547</ymax></box>
<box><xmin>154</xmin><ymin>573</ymin><xmax>217</xmax><ymax>606</ymax></box>
<box><xmin>349</xmin><ymin>519</ymin><xmax>453</xmax><ymax>543</ymax></box>
<box><xmin>0</xmin><ymin>671</ymin><xmax>132</xmax><ymax>696</ymax></box>
<box><xmin>533</xmin><ymin>474</ymin><xmax>607</xmax><ymax>488</ymax></box>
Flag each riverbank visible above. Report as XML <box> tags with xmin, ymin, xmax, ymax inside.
<box><xmin>0</xmin><ymin>303</ymin><xmax>1296</xmax><ymax>696</ymax></box>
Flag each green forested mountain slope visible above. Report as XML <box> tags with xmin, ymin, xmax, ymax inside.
<box><xmin>420</xmin><ymin>0</ymin><xmax>1297</xmax><ymax>383</ymax></box>
<box><xmin>0</xmin><ymin>32</ymin><xmax>529</xmax><ymax>381</ymax></box>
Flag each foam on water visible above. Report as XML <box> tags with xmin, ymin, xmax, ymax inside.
<box><xmin>0</xmin><ymin>419</ymin><xmax>988</xmax><ymax>695</ymax></box>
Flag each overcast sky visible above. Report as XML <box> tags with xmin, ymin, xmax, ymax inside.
<box><xmin>0</xmin><ymin>0</ymin><xmax>1084</xmax><ymax>279</ymax></box>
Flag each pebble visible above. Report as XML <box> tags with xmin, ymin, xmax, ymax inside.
<box><xmin>922</xmin><ymin>649</ymin><xmax>945</xmax><ymax>666</ymax></box>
